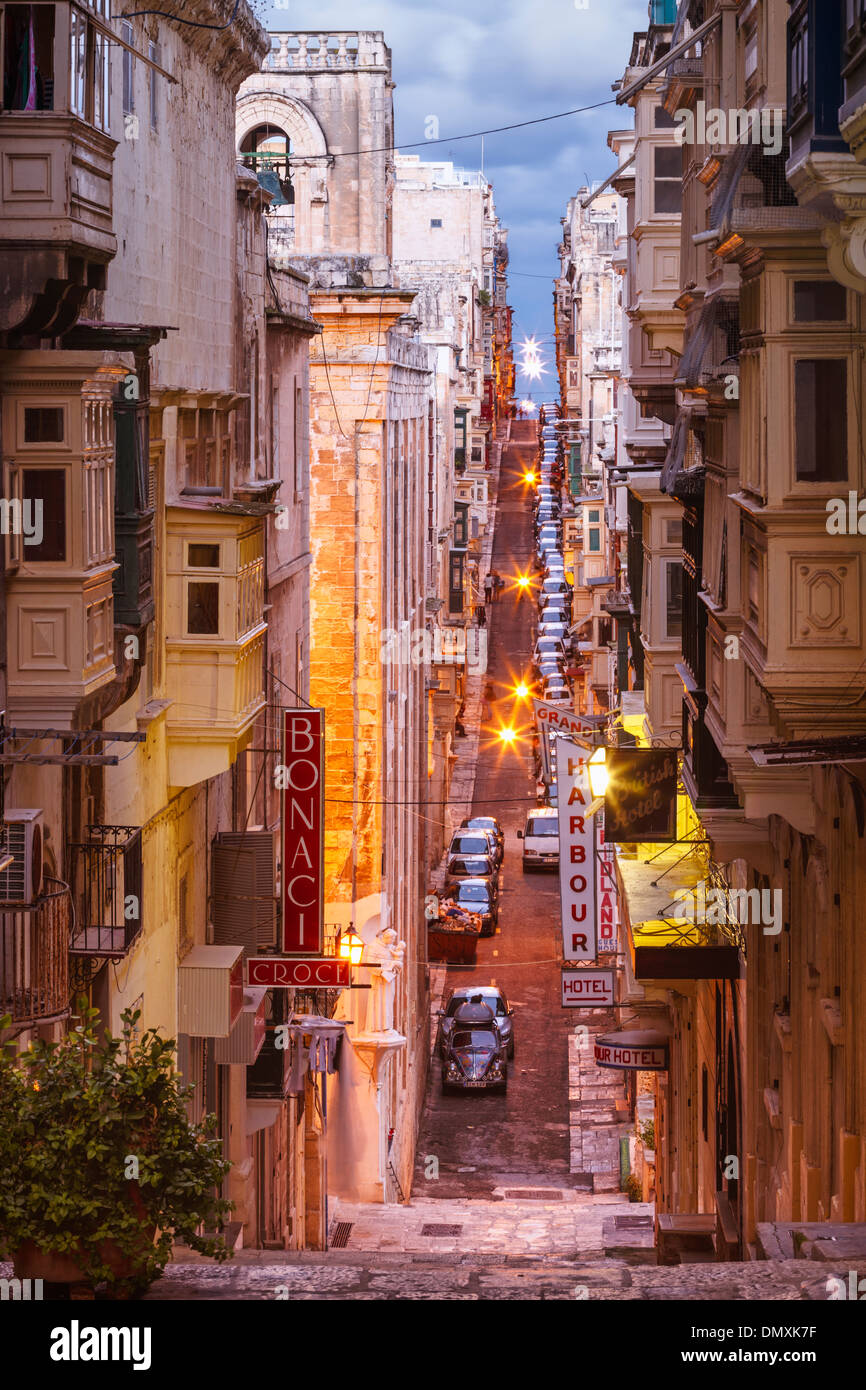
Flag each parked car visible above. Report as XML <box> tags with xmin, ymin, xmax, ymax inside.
<box><xmin>518</xmin><ymin>806</ymin><xmax>559</xmax><ymax>870</ymax></box>
<box><xmin>444</xmin><ymin>852</ymin><xmax>498</xmax><ymax>885</ymax></box>
<box><xmin>539</xmin><ymin>578</ymin><xmax>571</xmax><ymax>606</ymax></box>
<box><xmin>441</xmin><ymin>1002</ymin><xmax>508</xmax><ymax>1093</ymax></box>
<box><xmin>459</xmin><ymin>815</ymin><xmax>504</xmax><ymax>855</ymax></box>
<box><xmin>543</xmin><ymin>682</ymin><xmax>571</xmax><ymax>704</ymax></box>
<box><xmin>444</xmin><ymin>878</ymin><xmax>498</xmax><ymax>936</ymax></box>
<box><xmin>438</xmin><ymin>986</ymin><xmax>515</xmax><ymax>1059</ymax></box>
<box><xmin>534</xmin><ymin>635</ymin><xmax>566</xmax><ymax>662</ymax></box>
<box><xmin>447</xmin><ymin>830</ymin><xmax>501</xmax><ymax>867</ymax></box>
<box><xmin>539</xmin><ymin>623</ymin><xmax>569</xmax><ymax>646</ymax></box>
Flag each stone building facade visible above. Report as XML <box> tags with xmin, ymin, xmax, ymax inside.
<box><xmin>0</xmin><ymin>1</ymin><xmax>322</xmax><ymax>1251</ymax></box>
<box><xmin>237</xmin><ymin>31</ymin><xmax>434</xmax><ymax>1204</ymax></box>
<box><xmin>586</xmin><ymin>0</ymin><xmax>866</xmax><ymax>1261</ymax></box>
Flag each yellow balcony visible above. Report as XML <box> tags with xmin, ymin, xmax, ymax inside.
<box><xmin>164</xmin><ymin>510</ymin><xmax>266</xmax><ymax>787</ymax></box>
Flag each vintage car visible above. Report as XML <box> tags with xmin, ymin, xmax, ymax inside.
<box><xmin>437</xmin><ymin>986</ymin><xmax>515</xmax><ymax>1059</ymax></box>
<box><xmin>441</xmin><ymin>1001</ymin><xmax>508</xmax><ymax>1093</ymax></box>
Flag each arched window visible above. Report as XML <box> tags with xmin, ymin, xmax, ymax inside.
<box><xmin>240</xmin><ymin>124</ymin><xmax>295</xmax><ymax>225</ymax></box>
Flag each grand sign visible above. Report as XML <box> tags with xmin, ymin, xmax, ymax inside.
<box><xmin>532</xmin><ymin>700</ymin><xmax>601</xmax><ymax>781</ymax></box>
<box><xmin>556</xmin><ymin>738</ymin><xmax>597</xmax><ymax>963</ymax></box>
<box><xmin>282</xmin><ymin>709</ymin><xmax>325</xmax><ymax>954</ymax></box>
<box><xmin>247</xmin><ymin>958</ymin><xmax>350</xmax><ymax>989</ymax></box>
<box><xmin>603</xmin><ymin>748</ymin><xmax>677</xmax><ymax>843</ymax></box>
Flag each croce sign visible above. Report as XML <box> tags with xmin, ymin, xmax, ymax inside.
<box><xmin>603</xmin><ymin>748</ymin><xmax>677</xmax><ymax>843</ymax></box>
<box><xmin>247</xmin><ymin>958</ymin><xmax>349</xmax><ymax>989</ymax></box>
<box><xmin>282</xmin><ymin>709</ymin><xmax>325</xmax><ymax>955</ymax></box>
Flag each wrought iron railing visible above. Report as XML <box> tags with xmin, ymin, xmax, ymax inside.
<box><xmin>69</xmin><ymin>826</ymin><xmax>142</xmax><ymax>958</ymax></box>
<box><xmin>0</xmin><ymin>878</ymin><xmax>71</xmax><ymax>1025</ymax></box>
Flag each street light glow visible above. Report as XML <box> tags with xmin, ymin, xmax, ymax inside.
<box><xmin>514</xmin><ymin>683</ymin><xmax>529</xmax><ymax>699</ymax></box>
<box><xmin>498</xmin><ymin>727</ymin><xmax>517</xmax><ymax>744</ymax></box>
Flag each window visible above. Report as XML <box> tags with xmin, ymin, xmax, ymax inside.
<box><xmin>188</xmin><ymin>543</ymin><xmax>220</xmax><ymax>568</ymax></box>
<box><xmin>187</xmin><ymin>582</ymin><xmax>219</xmax><ymax>635</ymax></box>
<box><xmin>122</xmin><ymin>20</ymin><xmax>134</xmax><ymax>115</ymax></box>
<box><xmin>588</xmin><ymin>528</ymin><xmax>600</xmax><ymax>552</ymax></box>
<box><xmin>22</xmin><ymin>469</ymin><xmax>66</xmax><ymax>562</ymax></box>
<box><xmin>665</xmin><ymin>560</ymin><xmax>683</xmax><ymax>639</ymax></box>
<box><xmin>24</xmin><ymin>407</ymin><xmax>64</xmax><ymax>443</ymax></box>
<box><xmin>654</xmin><ymin>146</ymin><xmax>682</xmax><ymax>214</ymax></box>
<box><xmin>794</xmin><ymin>360</ymin><xmax>847</xmax><ymax>482</ymax></box>
<box><xmin>430</xmin><ymin>219</ymin><xmax>443</xmax><ymax>228</ymax></box>
<box><xmin>3</xmin><ymin>4</ymin><xmax>55</xmax><ymax>110</ymax></box>
<box><xmin>588</xmin><ymin>509</ymin><xmax>600</xmax><ymax>522</ymax></box>
<box><xmin>666</xmin><ymin>518</ymin><xmax>683</xmax><ymax>545</ymax></box>
<box><xmin>149</xmin><ymin>41</ymin><xmax>159</xmax><ymax>129</ymax></box>
<box><xmin>793</xmin><ymin>281</ymin><xmax>847</xmax><ymax>323</ymax></box>
<box><xmin>654</xmin><ymin>105</ymin><xmax>677</xmax><ymax>129</ymax></box>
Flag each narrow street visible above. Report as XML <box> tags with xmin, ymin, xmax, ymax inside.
<box><xmin>141</xmin><ymin>426</ymin><xmax>866</xmax><ymax>1303</ymax></box>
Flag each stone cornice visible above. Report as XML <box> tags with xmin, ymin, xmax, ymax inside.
<box><xmin>135</xmin><ymin>1</ymin><xmax>269</xmax><ymax>89</ymax></box>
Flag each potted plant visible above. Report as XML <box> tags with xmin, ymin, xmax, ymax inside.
<box><xmin>0</xmin><ymin>999</ymin><xmax>233</xmax><ymax>1297</ymax></box>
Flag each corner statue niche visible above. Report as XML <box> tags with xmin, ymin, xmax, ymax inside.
<box><xmin>364</xmin><ymin>928</ymin><xmax>406</xmax><ymax>1034</ymax></box>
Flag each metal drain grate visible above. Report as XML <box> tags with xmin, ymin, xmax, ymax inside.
<box><xmin>614</xmin><ymin>1215</ymin><xmax>652</xmax><ymax>1230</ymax></box>
<box><xmin>420</xmin><ymin>1223</ymin><xmax>463</xmax><ymax>1237</ymax></box>
<box><xmin>503</xmin><ymin>1189</ymin><xmax>564</xmax><ymax>1201</ymax></box>
<box><xmin>329</xmin><ymin>1221</ymin><xmax>353</xmax><ymax>1249</ymax></box>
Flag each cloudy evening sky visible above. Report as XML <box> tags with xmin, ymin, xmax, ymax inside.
<box><xmin>258</xmin><ymin>0</ymin><xmax>650</xmax><ymax>396</ymax></box>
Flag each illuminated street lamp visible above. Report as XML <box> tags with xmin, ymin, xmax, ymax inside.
<box><xmin>514</xmin><ymin>683</ymin><xmax>530</xmax><ymax>699</ymax></box>
<box><xmin>498</xmin><ymin>727</ymin><xmax>517</xmax><ymax>745</ymax></box>
<box><xmin>516</xmin><ymin>573</ymin><xmax>531</xmax><ymax>592</ymax></box>
<box><xmin>588</xmin><ymin>746</ymin><xmax>608</xmax><ymax>797</ymax></box>
<box><xmin>338</xmin><ymin>930</ymin><xmax>364</xmax><ymax>965</ymax></box>
<box><xmin>586</xmin><ymin>745</ymin><xmax>608</xmax><ymax>818</ymax></box>
<box><xmin>524</xmin><ymin>470</ymin><xmax>537</xmax><ymax>484</ymax></box>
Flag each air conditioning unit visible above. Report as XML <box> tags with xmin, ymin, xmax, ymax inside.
<box><xmin>0</xmin><ymin>809</ymin><xmax>45</xmax><ymax>905</ymax></box>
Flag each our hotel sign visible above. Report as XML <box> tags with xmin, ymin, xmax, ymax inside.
<box><xmin>282</xmin><ymin>709</ymin><xmax>325</xmax><ymax>955</ymax></box>
<box><xmin>556</xmin><ymin>738</ymin><xmax>597</xmax><ymax>963</ymax></box>
<box><xmin>594</xmin><ymin>1030</ymin><xmax>670</xmax><ymax>1072</ymax></box>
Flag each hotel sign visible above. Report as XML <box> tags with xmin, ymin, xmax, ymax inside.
<box><xmin>282</xmin><ymin>709</ymin><xmax>325</xmax><ymax>955</ymax></box>
<box><xmin>562</xmin><ymin>969</ymin><xmax>614</xmax><ymax>1008</ymax></box>
<box><xmin>604</xmin><ymin>748</ymin><xmax>677</xmax><ymax>843</ymax></box>
<box><xmin>556</xmin><ymin>738</ymin><xmax>597</xmax><ymax>963</ymax></box>
<box><xmin>594</xmin><ymin>1031</ymin><xmax>669</xmax><ymax>1072</ymax></box>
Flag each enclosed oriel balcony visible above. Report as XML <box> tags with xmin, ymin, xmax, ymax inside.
<box><xmin>164</xmin><ymin>511</ymin><xmax>267</xmax><ymax>788</ymax></box>
<box><xmin>0</xmin><ymin>1</ymin><xmax>118</xmax><ymax>336</ymax></box>
<box><xmin>0</xmin><ymin>352</ymin><xmax>118</xmax><ymax>725</ymax></box>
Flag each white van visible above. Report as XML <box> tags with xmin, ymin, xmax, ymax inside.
<box><xmin>517</xmin><ymin>806</ymin><xmax>559</xmax><ymax>871</ymax></box>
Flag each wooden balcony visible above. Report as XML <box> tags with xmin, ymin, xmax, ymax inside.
<box><xmin>0</xmin><ymin>879</ymin><xmax>70</xmax><ymax>1027</ymax></box>
<box><xmin>0</xmin><ymin>111</ymin><xmax>116</xmax><ymax>336</ymax></box>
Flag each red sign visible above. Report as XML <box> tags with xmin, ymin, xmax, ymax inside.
<box><xmin>247</xmin><ymin>958</ymin><xmax>350</xmax><ymax>988</ymax></box>
<box><xmin>282</xmin><ymin>709</ymin><xmax>325</xmax><ymax>954</ymax></box>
